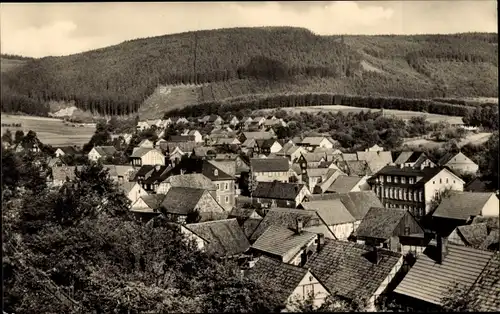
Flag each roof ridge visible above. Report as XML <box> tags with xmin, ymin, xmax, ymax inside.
<box><xmin>187</xmin><ymin>218</ymin><xmax>237</xmax><ymax>226</ymax></box>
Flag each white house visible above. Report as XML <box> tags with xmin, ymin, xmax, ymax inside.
<box><xmin>130</xmin><ymin>148</ymin><xmax>166</xmax><ymax>166</ymax></box>
<box><xmin>87</xmin><ymin>146</ymin><xmax>117</xmax><ymax>162</ymax></box>
<box><xmin>137</xmin><ymin>139</ymin><xmax>155</xmax><ymax>149</ymax></box>
<box><xmin>299</xmin><ymin>137</ymin><xmax>337</xmax><ymax>151</ymax></box>
<box><xmin>187</xmin><ymin>130</ymin><xmax>204</xmax><ymax>143</ymax></box>
<box><xmin>119</xmin><ymin>181</ymin><xmax>148</xmax><ymax>204</ymax></box>
<box><xmin>438</xmin><ymin>152</ymin><xmax>479</xmax><ymax>175</ymax></box>
<box><xmin>229</xmin><ymin>116</ymin><xmax>240</xmax><ymax>126</ymax></box>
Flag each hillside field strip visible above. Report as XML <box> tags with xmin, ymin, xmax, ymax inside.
<box><xmin>403</xmin><ymin>132</ymin><xmax>493</xmax><ymax>149</ymax></box>
<box><xmin>1</xmin><ymin>115</ymin><xmax>96</xmax><ymax>147</ymax></box>
<box><xmin>257</xmin><ymin>105</ymin><xmax>464</xmax><ymax>124</ymax></box>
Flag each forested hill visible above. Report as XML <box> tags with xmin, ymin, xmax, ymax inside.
<box><xmin>1</xmin><ymin>27</ymin><xmax>498</xmax><ymax>118</ymax></box>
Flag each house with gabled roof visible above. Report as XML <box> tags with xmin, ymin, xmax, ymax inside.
<box><xmin>276</xmin><ymin>144</ymin><xmax>306</xmax><ymax>163</ymax></box>
<box><xmin>229</xmin><ymin>206</ymin><xmax>263</xmax><ymax>222</ymax></box>
<box><xmin>298</xmin><ymin>136</ymin><xmax>338</xmax><ymax>151</ymax></box>
<box><xmin>256</xmin><ymin>139</ymin><xmax>283</xmax><ymax>155</ymax></box>
<box><xmin>47</xmin><ymin>156</ymin><xmax>66</xmax><ymax>168</ymax></box>
<box><xmin>156</xmin><ymin>173</ymin><xmax>216</xmax><ymax>195</ymax></box>
<box><xmin>327</xmin><ymin>175</ymin><xmax>370</xmax><ymax>194</ymax></box>
<box><xmin>300</xmin><ymin>199</ymin><xmax>357</xmax><ymax>240</ymax></box>
<box><xmin>118</xmin><ymin>181</ymin><xmax>148</xmax><ymax>204</ymax></box>
<box><xmin>49</xmin><ymin>166</ymin><xmax>78</xmax><ymax>187</ymax></box>
<box><xmin>241</xmin><ymin>131</ymin><xmax>275</xmax><ymax>142</ymax></box>
<box><xmin>130</xmin><ymin>147</ymin><xmax>165</xmax><ymax>166</ymax></box>
<box><xmin>130</xmin><ymin>194</ymin><xmax>165</xmax><ymax>221</ymax></box>
<box><xmin>394</xmin><ymin>242</ymin><xmax>495</xmax><ymax>311</ymax></box>
<box><xmin>202</xmin><ymin>160</ymin><xmax>237</xmax><ymax>211</ymax></box>
<box><xmin>431</xmin><ymin>191</ymin><xmax>499</xmax><ymax>236</ymax></box>
<box><xmin>467</xmin><ymin>252</ymin><xmax>500</xmax><ymax>312</ymax></box>
<box><xmin>88</xmin><ymin>146</ymin><xmax>117</xmax><ymax>162</ymax></box>
<box><xmin>180</xmin><ymin>218</ymin><xmax>250</xmax><ymax>259</ymax></box>
<box><xmin>301</xmin><ymin>168</ymin><xmax>343</xmax><ymax>194</ymax></box>
<box><xmin>447</xmin><ymin>223</ymin><xmax>496</xmax><ymax>251</ymax></box>
<box><xmin>103</xmin><ymin>164</ymin><xmax>136</xmax><ymax>183</ymax></box>
<box><xmin>438</xmin><ymin>151</ymin><xmax>479</xmax><ymax>175</ymax></box>
<box><xmin>252</xmin><ymin>181</ymin><xmax>310</xmax><ymax>209</ymax></box>
<box><xmin>160</xmin><ymin>187</ymin><xmax>227</xmax><ymax>223</ymax></box>
<box><xmin>356</xmin><ymin>150</ymin><xmax>393</xmax><ymax>173</ymax></box>
<box><xmin>304</xmin><ymin>238</ymin><xmax>404</xmax><ymax>311</ymax></box>
<box><xmin>54</xmin><ymin>146</ymin><xmax>80</xmax><ymax>158</ymax></box>
<box><xmin>249</xmin><ymin>207</ymin><xmax>336</xmax><ymax>242</ymax></box>
<box><xmin>228</xmin><ymin>116</ymin><xmax>240</xmax><ymax>126</ymax></box>
<box><xmin>354</xmin><ymin>207</ymin><xmax>425</xmax><ymax>254</ymax></box>
<box><xmin>250</xmin><ymin>157</ymin><xmax>291</xmax><ymax>183</ymax></box>
<box><xmin>130</xmin><ymin>164</ymin><xmax>171</xmax><ymax>192</ymax></box>
<box><xmin>465</xmin><ymin>177</ymin><xmax>496</xmax><ymax>193</ymax></box>
<box><xmin>245</xmin><ymin>256</ymin><xmax>330</xmax><ymax>311</ymax></box>
<box><xmin>394</xmin><ymin>151</ymin><xmax>435</xmax><ymax>168</ymax></box>
<box><xmin>298</xmin><ymin>152</ymin><xmax>326</xmax><ymax>169</ymax></box>
<box><xmin>369</xmin><ymin>165</ymin><xmax>465</xmax><ymax>218</ymax></box>
<box><xmin>336</xmin><ymin>160</ymin><xmax>372</xmax><ymax>177</ymax></box>
<box><xmin>309</xmin><ymin>191</ymin><xmax>384</xmax><ymax>230</ymax></box>
<box><xmin>137</xmin><ymin>138</ymin><xmax>155</xmax><ymax>148</ymax></box>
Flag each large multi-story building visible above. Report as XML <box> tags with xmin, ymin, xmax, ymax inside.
<box><xmin>368</xmin><ymin>165</ymin><xmax>465</xmax><ymax>218</ymax></box>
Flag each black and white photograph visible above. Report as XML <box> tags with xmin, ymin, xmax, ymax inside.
<box><xmin>1</xmin><ymin>1</ymin><xmax>499</xmax><ymax>313</ymax></box>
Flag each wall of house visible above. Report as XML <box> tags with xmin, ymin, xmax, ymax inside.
<box><xmin>367</xmin><ymin>255</ymin><xmax>405</xmax><ymax>311</ymax></box>
<box><xmin>285</xmin><ymin>237</ymin><xmax>317</xmax><ymax>265</ymax></box>
<box><xmin>286</xmin><ymin>271</ymin><xmax>330</xmax><ymax>311</ymax></box>
<box><xmin>55</xmin><ymin>149</ymin><xmax>65</xmax><ymax>158</ymax></box>
<box><xmin>127</xmin><ymin>184</ymin><xmax>148</xmax><ymax>204</ymax></box>
<box><xmin>142</xmin><ymin>151</ymin><xmax>166</xmax><ymax>166</ymax></box>
<box><xmin>294</xmin><ymin>187</ymin><xmax>311</xmax><ymax>207</ymax></box>
<box><xmin>254</xmin><ymin>171</ymin><xmax>290</xmax><ymax>183</ymax></box>
<box><xmin>88</xmin><ymin>149</ymin><xmax>101</xmax><ymax>161</ymax></box>
<box><xmin>400</xmin><ymin>244</ymin><xmax>427</xmax><ymax>257</ymax></box>
<box><xmin>329</xmin><ymin>222</ymin><xmax>355</xmax><ymax>241</ymax></box>
<box><xmin>131</xmin><ymin>197</ymin><xmax>153</xmax><ymax>212</ymax></box>
<box><xmin>180</xmin><ymin>226</ymin><xmax>206</xmax><ymax>251</ymax></box>
<box><xmin>270</xmin><ymin>142</ymin><xmax>283</xmax><ymax>154</ymax></box>
<box><xmin>319</xmin><ymin>139</ymin><xmax>333</xmax><ymax>149</ymax></box>
<box><xmin>481</xmin><ymin>194</ymin><xmax>500</xmax><ymax>217</ymax></box>
<box><xmin>214</xmin><ymin>179</ymin><xmax>236</xmax><ymax>210</ymax></box>
<box><xmin>424</xmin><ymin>171</ymin><xmax>464</xmax><ymax>214</ymax></box>
<box><xmin>195</xmin><ymin>191</ymin><xmax>226</xmax><ymax>214</ymax></box>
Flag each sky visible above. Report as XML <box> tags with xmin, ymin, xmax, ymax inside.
<box><xmin>0</xmin><ymin>1</ymin><xmax>497</xmax><ymax>58</ymax></box>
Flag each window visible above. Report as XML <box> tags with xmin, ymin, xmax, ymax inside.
<box><xmin>432</xmin><ymin>181</ymin><xmax>435</xmax><ymax>184</ymax></box>
<box><xmin>409</xmin><ymin>177</ymin><xmax>415</xmax><ymax>184</ymax></box>
<box><xmin>394</xmin><ymin>176</ymin><xmax>399</xmax><ymax>184</ymax></box>
<box><xmin>389</xmin><ymin>188</ymin><xmax>393</xmax><ymax>199</ymax></box>
<box><xmin>403</xmin><ymin>189</ymin><xmax>407</xmax><ymax>201</ymax></box>
<box><xmin>440</xmin><ymin>178</ymin><xmax>442</xmax><ymax>184</ymax></box>
<box><xmin>446</xmin><ymin>178</ymin><xmax>449</xmax><ymax>184</ymax></box>
<box><xmin>398</xmin><ymin>189</ymin><xmax>403</xmax><ymax>200</ymax></box>
<box><xmin>401</xmin><ymin>177</ymin><xmax>406</xmax><ymax>184</ymax></box>
<box><xmin>225</xmin><ymin>196</ymin><xmax>229</xmax><ymax>203</ymax></box>
<box><xmin>453</xmin><ymin>180</ymin><xmax>456</xmax><ymax>184</ymax></box>
<box><xmin>303</xmin><ymin>284</ymin><xmax>314</xmax><ymax>298</ymax></box>
<box><xmin>404</xmin><ymin>227</ymin><xmax>410</xmax><ymax>235</ymax></box>
<box><xmin>384</xmin><ymin>188</ymin><xmax>389</xmax><ymax>198</ymax></box>
<box><xmin>409</xmin><ymin>190</ymin><xmax>413</xmax><ymax>201</ymax></box>
<box><xmin>225</xmin><ymin>183</ymin><xmax>229</xmax><ymax>190</ymax></box>
<box><xmin>216</xmin><ymin>183</ymin><xmax>220</xmax><ymax>190</ymax></box>
<box><xmin>419</xmin><ymin>191</ymin><xmax>423</xmax><ymax>202</ymax></box>
<box><xmin>387</xmin><ymin>176</ymin><xmax>392</xmax><ymax>183</ymax></box>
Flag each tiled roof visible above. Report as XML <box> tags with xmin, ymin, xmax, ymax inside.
<box><xmin>342</xmin><ymin>153</ymin><xmax>358</xmax><ymax>161</ymax></box>
<box><xmin>433</xmin><ymin>191</ymin><xmax>495</xmax><ymax>220</ymax></box>
<box><xmin>169</xmin><ymin>135</ymin><xmax>196</xmax><ymax>142</ymax></box>
<box><xmin>208</xmin><ymin>160</ymin><xmax>236</xmax><ymax>177</ymax></box>
<box><xmin>131</xmin><ymin>147</ymin><xmax>163</xmax><ymax>158</ymax></box>
<box><xmin>93</xmin><ymin>146</ymin><xmax>117</xmax><ymax>156</ymax></box>
<box><xmin>302</xmin><ymin>152</ymin><xmax>325</xmax><ymax>163</ymax></box>
<box><xmin>103</xmin><ymin>165</ymin><xmax>136</xmax><ymax>178</ymax></box>
<box><xmin>51</xmin><ymin>166</ymin><xmax>77</xmax><ymax>182</ymax></box>
<box><xmin>250</xmin><ymin>207</ymin><xmax>322</xmax><ymax>241</ymax></box>
<box><xmin>243</xmin><ymin>131</ymin><xmax>275</xmax><ymax>140</ymax></box>
<box><xmin>47</xmin><ymin>157</ymin><xmax>65</xmax><ymax>168</ymax></box>
<box><xmin>306</xmin><ymin>168</ymin><xmax>331</xmax><ymax>178</ymax></box>
<box><xmin>305</xmin><ymin>238</ymin><xmax>402</xmax><ymax>302</ymax></box>
<box><xmin>192</xmin><ymin>146</ymin><xmax>217</xmax><ymax>157</ymax></box>
<box><xmin>327</xmin><ymin>175</ymin><xmax>364</xmax><ymax>193</ymax></box>
<box><xmin>185</xmin><ymin>219</ymin><xmax>250</xmax><ymax>257</ymax></box>
<box><xmin>56</xmin><ymin>146</ymin><xmax>79</xmax><ymax>155</ymax></box>
<box><xmin>161</xmin><ymin>187</ymin><xmax>206</xmax><ymax>215</ymax></box>
<box><xmin>252</xmin><ymin>225</ymin><xmax>317</xmax><ymax>259</ymax></box>
<box><xmin>139</xmin><ymin>194</ymin><xmax>166</xmax><ymax>211</ymax></box>
<box><xmin>356</xmin><ymin>151</ymin><xmax>393</xmax><ymax>173</ymax></box>
<box><xmin>252</xmin><ymin>181</ymin><xmax>305</xmax><ymax>201</ymax></box>
<box><xmin>480</xmin><ymin>230</ymin><xmax>499</xmax><ymax>251</ymax></box>
<box><xmin>300</xmin><ymin>137</ymin><xmax>330</xmax><ymax>146</ymax></box>
<box><xmin>472</xmin><ymin>216</ymin><xmax>499</xmax><ymax>232</ymax></box>
<box><xmin>394</xmin><ymin>244</ymin><xmax>494</xmax><ymax>306</ymax></box>
<box><xmin>164</xmin><ymin>173</ymin><xmax>216</xmax><ymax>190</ymax></box>
<box><xmin>246</xmin><ymin>256</ymin><xmax>309</xmax><ymax>303</ymax></box>
<box><xmin>309</xmin><ymin>191</ymin><xmax>383</xmax><ymax>221</ymax></box>
<box><xmin>250</xmin><ymin>157</ymin><xmax>290</xmax><ymax>173</ymax></box>
<box><xmin>301</xmin><ymin>200</ymin><xmax>356</xmax><ymax>225</ymax></box>
<box><xmin>354</xmin><ymin>207</ymin><xmax>407</xmax><ymax>240</ymax></box>
<box><xmin>457</xmin><ymin>223</ymin><xmax>489</xmax><ymax>248</ymax></box>
<box><xmin>470</xmin><ymin>253</ymin><xmax>500</xmax><ymax>311</ymax></box>
<box><xmin>438</xmin><ymin>152</ymin><xmax>477</xmax><ymax>166</ymax></box>
<box><xmin>337</xmin><ymin>160</ymin><xmax>372</xmax><ymax>176</ymax></box>
<box><xmin>394</xmin><ymin>151</ymin><xmax>414</xmax><ymax>165</ymax></box>
<box><xmin>242</xmin><ymin>217</ymin><xmax>263</xmax><ymax>239</ymax></box>
<box><xmin>229</xmin><ymin>207</ymin><xmax>262</xmax><ymax>220</ymax></box>
<box><xmin>119</xmin><ymin>181</ymin><xmax>138</xmax><ymax>194</ymax></box>
<box><xmin>141</xmin><ymin>166</ymin><xmax>172</xmax><ymax>184</ymax></box>
<box><xmin>202</xmin><ymin>160</ymin><xmax>234</xmax><ymax>181</ymax></box>
<box><xmin>159</xmin><ymin>141</ymin><xmax>200</xmax><ymax>153</ymax></box>
<box><xmin>465</xmin><ymin>178</ymin><xmax>495</xmax><ymax>192</ymax></box>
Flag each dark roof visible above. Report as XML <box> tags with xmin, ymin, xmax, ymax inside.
<box><xmin>243</xmin><ymin>131</ymin><xmax>275</xmax><ymax>140</ymax></box>
<box><xmin>159</xmin><ymin>141</ymin><xmax>200</xmax><ymax>153</ymax></box>
<box><xmin>140</xmin><ymin>165</ymin><xmax>172</xmax><ymax>184</ymax></box>
<box><xmin>472</xmin><ymin>216</ymin><xmax>499</xmax><ymax>232</ymax></box>
<box><xmin>327</xmin><ymin>175</ymin><xmax>364</xmax><ymax>193</ymax></box>
<box><xmin>246</xmin><ymin>256</ymin><xmax>309</xmax><ymax>303</ymax></box>
<box><xmin>250</xmin><ymin>207</ymin><xmax>322</xmax><ymax>241</ymax></box>
<box><xmin>55</xmin><ymin>146</ymin><xmax>79</xmax><ymax>155</ymax></box>
<box><xmin>250</xmin><ymin>158</ymin><xmax>290</xmax><ymax>173</ymax></box>
<box><xmin>51</xmin><ymin>166</ymin><xmax>77</xmax><ymax>182</ymax></box>
<box><xmin>252</xmin><ymin>181</ymin><xmax>306</xmax><ymax>201</ymax></box>
<box><xmin>164</xmin><ymin>173</ymin><xmax>216</xmax><ymax>190</ymax></box>
<box><xmin>304</xmin><ymin>238</ymin><xmax>402</xmax><ymax>302</ymax></box>
<box><xmin>161</xmin><ymin>187</ymin><xmax>206</xmax><ymax>215</ymax></box>
<box><xmin>252</xmin><ymin>225</ymin><xmax>317</xmax><ymax>259</ymax></box>
<box><xmin>242</xmin><ymin>217</ymin><xmax>263</xmax><ymax>239</ymax></box>
<box><xmin>465</xmin><ymin>177</ymin><xmax>495</xmax><ymax>193</ymax></box>
<box><xmin>469</xmin><ymin>253</ymin><xmax>500</xmax><ymax>311</ymax></box>
<box><xmin>93</xmin><ymin>146</ymin><xmax>117</xmax><ymax>156</ymax></box>
<box><xmin>337</xmin><ymin>160</ymin><xmax>372</xmax><ymax>176</ymax></box>
<box><xmin>394</xmin><ymin>244</ymin><xmax>494</xmax><ymax>306</ymax></box>
<box><xmin>140</xmin><ymin>194</ymin><xmax>166</xmax><ymax>210</ymax></box>
<box><xmin>256</xmin><ymin>139</ymin><xmax>279</xmax><ymax>150</ymax></box>
<box><xmin>185</xmin><ymin>219</ymin><xmax>250</xmax><ymax>257</ymax></box>
<box><xmin>354</xmin><ymin>207</ymin><xmax>407</xmax><ymax>240</ymax></box>
<box><xmin>309</xmin><ymin>191</ymin><xmax>383</xmax><ymax>221</ymax></box>
<box><xmin>229</xmin><ymin>207</ymin><xmax>262</xmax><ymax>220</ymax></box>
<box><xmin>456</xmin><ymin>223</ymin><xmax>489</xmax><ymax>248</ymax></box>
<box><xmin>202</xmin><ymin>160</ymin><xmax>234</xmax><ymax>181</ymax></box>
<box><xmin>168</xmin><ymin>135</ymin><xmax>196</xmax><ymax>142</ymax></box>
<box><xmin>433</xmin><ymin>191</ymin><xmax>495</xmax><ymax>220</ymax></box>
<box><xmin>374</xmin><ymin>165</ymin><xmax>455</xmax><ymax>186</ymax></box>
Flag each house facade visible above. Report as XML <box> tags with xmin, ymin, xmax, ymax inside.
<box><xmin>250</xmin><ymin>158</ymin><xmax>291</xmax><ymax>183</ymax></box>
<box><xmin>439</xmin><ymin>152</ymin><xmax>479</xmax><ymax>175</ymax></box>
<box><xmin>130</xmin><ymin>148</ymin><xmax>166</xmax><ymax>166</ymax></box>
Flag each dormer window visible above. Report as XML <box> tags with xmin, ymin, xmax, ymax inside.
<box><xmin>386</xmin><ymin>176</ymin><xmax>392</xmax><ymax>183</ymax></box>
<box><xmin>214</xmin><ymin>169</ymin><xmax>218</xmax><ymax>176</ymax></box>
<box><xmin>409</xmin><ymin>177</ymin><xmax>415</xmax><ymax>184</ymax></box>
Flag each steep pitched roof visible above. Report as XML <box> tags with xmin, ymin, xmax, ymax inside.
<box><xmin>394</xmin><ymin>151</ymin><xmax>414</xmax><ymax>165</ymax></box>
<box><xmin>229</xmin><ymin>207</ymin><xmax>262</xmax><ymax>220</ymax></box>
<box><xmin>208</xmin><ymin>159</ymin><xmax>236</xmax><ymax>177</ymax></box>
<box><xmin>103</xmin><ymin>165</ymin><xmax>136</xmax><ymax>178</ymax></box>
<box><xmin>337</xmin><ymin>160</ymin><xmax>372</xmax><ymax>176</ymax></box>
<box><xmin>185</xmin><ymin>219</ymin><xmax>250</xmax><ymax>257</ymax></box>
<box><xmin>356</xmin><ymin>151</ymin><xmax>393</xmax><ymax>173</ymax></box>
<box><xmin>192</xmin><ymin>146</ymin><xmax>217</xmax><ymax>157</ymax></box>
<box><xmin>246</xmin><ymin>256</ymin><xmax>310</xmax><ymax>304</ymax></box>
<box><xmin>250</xmin><ymin>208</ymin><xmax>322</xmax><ymax>241</ymax></box>
<box><xmin>302</xmin><ymin>152</ymin><xmax>326</xmax><ymax>163</ymax></box>
<box><xmin>161</xmin><ymin>187</ymin><xmax>206</xmax><ymax>215</ymax></box>
<box><xmin>309</xmin><ymin>191</ymin><xmax>383</xmax><ymax>221</ymax></box>
<box><xmin>306</xmin><ymin>168</ymin><xmax>331</xmax><ymax>178</ymax></box>
<box><xmin>469</xmin><ymin>253</ymin><xmax>500</xmax><ymax>311</ymax></box>
<box><xmin>342</xmin><ymin>153</ymin><xmax>358</xmax><ymax>161</ymax></box>
<box><xmin>433</xmin><ymin>191</ymin><xmax>496</xmax><ymax>220</ymax></box>
<box><xmin>301</xmin><ymin>200</ymin><xmax>356</xmax><ymax>225</ymax></box>
<box><xmin>119</xmin><ymin>181</ymin><xmax>139</xmax><ymax>194</ymax></box>
<box><xmin>301</xmin><ymin>137</ymin><xmax>331</xmax><ymax>146</ymax></box>
<box><xmin>250</xmin><ymin>158</ymin><xmax>290</xmax><ymax>173</ymax></box>
<box><xmin>354</xmin><ymin>207</ymin><xmax>407</xmax><ymax>240</ymax></box>
<box><xmin>164</xmin><ymin>173</ymin><xmax>216</xmax><ymax>190</ymax></box>
<box><xmin>252</xmin><ymin>181</ymin><xmax>305</xmax><ymax>201</ymax></box>
<box><xmin>394</xmin><ymin>244</ymin><xmax>494</xmax><ymax>306</ymax></box>
<box><xmin>93</xmin><ymin>146</ymin><xmax>117</xmax><ymax>157</ymax></box>
<box><xmin>327</xmin><ymin>175</ymin><xmax>364</xmax><ymax>193</ymax></box>
<box><xmin>139</xmin><ymin>194</ymin><xmax>166</xmax><ymax>211</ymax></box>
<box><xmin>304</xmin><ymin>239</ymin><xmax>402</xmax><ymax>302</ymax></box>
<box><xmin>252</xmin><ymin>225</ymin><xmax>317</xmax><ymax>259</ymax></box>
<box><xmin>242</xmin><ymin>217</ymin><xmax>263</xmax><ymax>239</ymax></box>
<box><xmin>55</xmin><ymin>146</ymin><xmax>79</xmax><ymax>155</ymax></box>
<box><xmin>456</xmin><ymin>223</ymin><xmax>489</xmax><ymax>248</ymax></box>
<box><xmin>202</xmin><ymin>160</ymin><xmax>234</xmax><ymax>181</ymax></box>
<box><xmin>51</xmin><ymin>166</ymin><xmax>77</xmax><ymax>182</ymax></box>
<box><xmin>439</xmin><ymin>152</ymin><xmax>477</xmax><ymax>166</ymax></box>
<box><xmin>131</xmin><ymin>147</ymin><xmax>163</xmax><ymax>158</ymax></box>
<box><xmin>243</xmin><ymin>131</ymin><xmax>274</xmax><ymax>140</ymax></box>
<box><xmin>159</xmin><ymin>141</ymin><xmax>200</xmax><ymax>153</ymax></box>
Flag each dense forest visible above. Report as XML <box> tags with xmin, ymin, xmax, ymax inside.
<box><xmin>1</xmin><ymin>28</ymin><xmax>497</xmax><ymax>118</ymax></box>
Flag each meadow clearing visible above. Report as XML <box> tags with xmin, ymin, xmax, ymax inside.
<box><xmin>403</xmin><ymin>132</ymin><xmax>493</xmax><ymax>149</ymax></box>
<box><xmin>1</xmin><ymin>114</ymin><xmax>96</xmax><ymax>147</ymax></box>
<box><xmin>257</xmin><ymin>105</ymin><xmax>465</xmax><ymax>124</ymax></box>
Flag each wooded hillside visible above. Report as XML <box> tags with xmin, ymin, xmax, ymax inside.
<box><xmin>1</xmin><ymin>28</ymin><xmax>497</xmax><ymax>117</ymax></box>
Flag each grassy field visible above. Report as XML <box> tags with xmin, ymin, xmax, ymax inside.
<box><xmin>1</xmin><ymin>114</ymin><xmax>95</xmax><ymax>147</ymax></box>
<box><xmin>0</xmin><ymin>58</ymin><xmax>27</xmax><ymax>73</ymax></box>
<box><xmin>257</xmin><ymin>105</ymin><xmax>464</xmax><ymax>124</ymax></box>
<box><xmin>403</xmin><ymin>132</ymin><xmax>493</xmax><ymax>149</ymax></box>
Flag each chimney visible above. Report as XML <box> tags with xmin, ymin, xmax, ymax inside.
<box><xmin>436</xmin><ymin>235</ymin><xmax>448</xmax><ymax>264</ymax></box>
<box><xmin>296</xmin><ymin>217</ymin><xmax>304</xmax><ymax>234</ymax></box>
<box><xmin>180</xmin><ymin>169</ymin><xmax>186</xmax><ymax>175</ymax></box>
<box><xmin>317</xmin><ymin>233</ymin><xmax>325</xmax><ymax>252</ymax></box>
<box><xmin>372</xmin><ymin>246</ymin><xmax>380</xmax><ymax>264</ymax></box>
